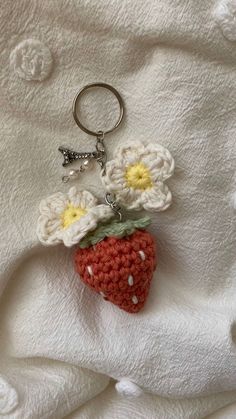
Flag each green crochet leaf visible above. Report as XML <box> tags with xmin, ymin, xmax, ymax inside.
<box><xmin>79</xmin><ymin>216</ymin><xmax>151</xmax><ymax>249</ymax></box>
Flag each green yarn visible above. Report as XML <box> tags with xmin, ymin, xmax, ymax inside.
<box><xmin>79</xmin><ymin>216</ymin><xmax>151</xmax><ymax>248</ymax></box>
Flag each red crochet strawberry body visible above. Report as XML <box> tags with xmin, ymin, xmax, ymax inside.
<box><xmin>75</xmin><ymin>229</ymin><xmax>157</xmax><ymax>313</ymax></box>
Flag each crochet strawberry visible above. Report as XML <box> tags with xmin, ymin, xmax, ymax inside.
<box><xmin>75</xmin><ymin>218</ymin><xmax>157</xmax><ymax>313</ymax></box>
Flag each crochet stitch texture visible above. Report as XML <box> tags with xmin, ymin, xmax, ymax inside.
<box><xmin>75</xmin><ymin>229</ymin><xmax>157</xmax><ymax>313</ymax></box>
<box><xmin>102</xmin><ymin>141</ymin><xmax>175</xmax><ymax>212</ymax></box>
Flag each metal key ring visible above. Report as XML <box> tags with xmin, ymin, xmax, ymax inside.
<box><xmin>72</xmin><ymin>82</ymin><xmax>124</xmax><ymax>137</ymax></box>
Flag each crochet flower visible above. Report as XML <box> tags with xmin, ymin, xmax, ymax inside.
<box><xmin>102</xmin><ymin>141</ymin><xmax>175</xmax><ymax>212</ymax></box>
<box><xmin>37</xmin><ymin>187</ymin><xmax>114</xmax><ymax>247</ymax></box>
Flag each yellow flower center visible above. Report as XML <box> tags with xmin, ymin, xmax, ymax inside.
<box><xmin>125</xmin><ymin>162</ymin><xmax>153</xmax><ymax>190</ymax></box>
<box><xmin>61</xmin><ymin>204</ymin><xmax>87</xmax><ymax>229</ymax></box>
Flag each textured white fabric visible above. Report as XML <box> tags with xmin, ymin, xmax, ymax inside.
<box><xmin>214</xmin><ymin>0</ymin><xmax>236</xmax><ymax>41</ymax></box>
<box><xmin>9</xmin><ymin>39</ymin><xmax>53</xmax><ymax>81</ymax></box>
<box><xmin>66</xmin><ymin>385</ymin><xmax>236</xmax><ymax>419</ymax></box>
<box><xmin>0</xmin><ymin>0</ymin><xmax>236</xmax><ymax>418</ymax></box>
<box><xmin>115</xmin><ymin>379</ymin><xmax>144</xmax><ymax>397</ymax></box>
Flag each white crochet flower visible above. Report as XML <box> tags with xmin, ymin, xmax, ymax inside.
<box><xmin>37</xmin><ymin>187</ymin><xmax>114</xmax><ymax>247</ymax></box>
<box><xmin>102</xmin><ymin>141</ymin><xmax>175</xmax><ymax>212</ymax></box>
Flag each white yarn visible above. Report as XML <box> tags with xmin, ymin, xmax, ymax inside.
<box><xmin>102</xmin><ymin>141</ymin><xmax>175</xmax><ymax>212</ymax></box>
<box><xmin>62</xmin><ymin>205</ymin><xmax>114</xmax><ymax>247</ymax></box>
<box><xmin>115</xmin><ymin>379</ymin><xmax>144</xmax><ymax>397</ymax></box>
<box><xmin>0</xmin><ymin>376</ymin><xmax>18</xmax><ymax>414</ymax></box>
<box><xmin>37</xmin><ymin>187</ymin><xmax>114</xmax><ymax>247</ymax></box>
<box><xmin>10</xmin><ymin>38</ymin><xmax>53</xmax><ymax>81</ymax></box>
<box><xmin>214</xmin><ymin>0</ymin><xmax>236</xmax><ymax>41</ymax></box>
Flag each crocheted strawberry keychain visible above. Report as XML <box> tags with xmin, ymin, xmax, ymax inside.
<box><xmin>37</xmin><ymin>83</ymin><xmax>175</xmax><ymax>313</ymax></box>
<box><xmin>75</xmin><ymin>215</ymin><xmax>156</xmax><ymax>313</ymax></box>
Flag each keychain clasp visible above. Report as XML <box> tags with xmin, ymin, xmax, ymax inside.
<box><xmin>59</xmin><ymin>83</ymin><xmax>124</xmax><ymax>182</ymax></box>
<box><xmin>72</xmin><ymin>82</ymin><xmax>124</xmax><ymax>137</ymax></box>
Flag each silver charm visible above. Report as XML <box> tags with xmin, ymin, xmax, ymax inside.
<box><xmin>58</xmin><ymin>146</ymin><xmax>98</xmax><ymax>167</ymax></box>
<box><xmin>60</xmin><ymin>83</ymin><xmax>124</xmax><ymax>183</ymax></box>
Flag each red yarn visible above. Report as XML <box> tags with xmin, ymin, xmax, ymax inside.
<box><xmin>74</xmin><ymin>229</ymin><xmax>157</xmax><ymax>313</ymax></box>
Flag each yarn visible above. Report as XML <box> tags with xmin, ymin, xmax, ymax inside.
<box><xmin>62</xmin><ymin>204</ymin><xmax>87</xmax><ymax>229</ymax></box>
<box><xmin>79</xmin><ymin>216</ymin><xmax>151</xmax><ymax>248</ymax></box>
<box><xmin>102</xmin><ymin>141</ymin><xmax>175</xmax><ymax>212</ymax></box>
<box><xmin>37</xmin><ymin>187</ymin><xmax>114</xmax><ymax>247</ymax></box>
<box><xmin>75</xmin><ymin>229</ymin><xmax>156</xmax><ymax>313</ymax></box>
<box><xmin>125</xmin><ymin>162</ymin><xmax>153</xmax><ymax>190</ymax></box>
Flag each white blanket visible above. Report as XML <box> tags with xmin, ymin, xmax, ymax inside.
<box><xmin>0</xmin><ymin>0</ymin><xmax>236</xmax><ymax>417</ymax></box>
